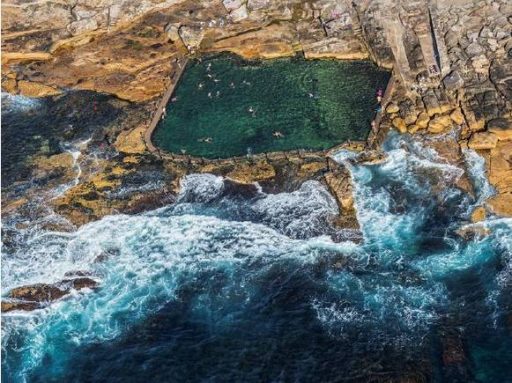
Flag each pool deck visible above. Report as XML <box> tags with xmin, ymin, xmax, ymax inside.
<box><xmin>144</xmin><ymin>55</ymin><xmax>188</xmax><ymax>153</ymax></box>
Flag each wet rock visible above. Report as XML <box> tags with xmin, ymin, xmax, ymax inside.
<box><xmin>124</xmin><ymin>190</ymin><xmax>176</xmax><ymax>215</ymax></box>
<box><xmin>222</xmin><ymin>178</ymin><xmax>261</xmax><ymax>199</ymax></box>
<box><xmin>470</xmin><ymin>206</ymin><xmax>486</xmax><ymax>222</ymax></box>
<box><xmin>350</xmin><ymin>150</ymin><xmax>388</xmax><ymax>165</ymax></box>
<box><xmin>7</xmin><ymin>278</ymin><xmax>98</xmax><ymax>302</ymax></box>
<box><xmin>455</xmin><ymin>225</ymin><xmax>491</xmax><ymax>241</ymax></box>
<box><xmin>1</xmin><ymin>300</ymin><xmax>41</xmax><ymax>313</ymax></box>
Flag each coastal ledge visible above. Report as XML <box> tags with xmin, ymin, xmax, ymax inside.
<box><xmin>2</xmin><ymin>0</ymin><xmax>512</xmax><ymax>231</ymax></box>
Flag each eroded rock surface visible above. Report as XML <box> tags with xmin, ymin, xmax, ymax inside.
<box><xmin>2</xmin><ymin>277</ymin><xmax>98</xmax><ymax>313</ymax></box>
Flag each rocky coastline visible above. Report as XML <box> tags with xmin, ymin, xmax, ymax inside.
<box><xmin>2</xmin><ymin>0</ymin><xmax>512</xmax><ymax>315</ymax></box>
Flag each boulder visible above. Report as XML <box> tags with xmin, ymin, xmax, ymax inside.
<box><xmin>455</xmin><ymin>225</ymin><xmax>491</xmax><ymax>240</ymax></box>
<box><xmin>223</xmin><ymin>0</ymin><xmax>244</xmax><ymax>11</ymax></box>
<box><xmin>386</xmin><ymin>103</ymin><xmax>399</xmax><ymax>114</ymax></box>
<box><xmin>2</xmin><ymin>277</ymin><xmax>98</xmax><ymax>312</ymax></box>
<box><xmin>465</xmin><ymin>42</ymin><xmax>484</xmax><ymax>57</ymax></box>
<box><xmin>416</xmin><ymin>112</ymin><xmax>430</xmax><ymax>129</ymax></box>
<box><xmin>450</xmin><ymin>109</ymin><xmax>465</xmax><ymax>126</ymax></box>
<box><xmin>443</xmin><ymin>70</ymin><xmax>464</xmax><ymax>91</ymax></box>
<box><xmin>471</xmin><ymin>206</ymin><xmax>486</xmax><ymax>222</ymax></box>
<box><xmin>468</xmin><ymin>132</ymin><xmax>498</xmax><ymax>149</ymax></box>
<box><xmin>487</xmin><ymin>118</ymin><xmax>512</xmax><ymax>141</ymax></box>
<box><xmin>8</xmin><ymin>278</ymin><xmax>98</xmax><ymax>302</ymax></box>
<box><xmin>230</xmin><ymin>4</ymin><xmax>248</xmax><ymax>21</ymax></box>
<box><xmin>428</xmin><ymin>115</ymin><xmax>453</xmax><ymax>134</ymax></box>
<box><xmin>392</xmin><ymin>117</ymin><xmax>407</xmax><ymax>134</ymax></box>
<box><xmin>423</xmin><ymin>91</ymin><xmax>452</xmax><ymax>117</ymax></box>
<box><xmin>1</xmin><ymin>301</ymin><xmax>41</xmax><ymax>313</ymax></box>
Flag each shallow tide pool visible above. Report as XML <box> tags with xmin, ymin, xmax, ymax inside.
<box><xmin>153</xmin><ymin>54</ymin><xmax>390</xmax><ymax>158</ymax></box>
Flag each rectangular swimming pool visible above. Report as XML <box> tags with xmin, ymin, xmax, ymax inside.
<box><xmin>153</xmin><ymin>54</ymin><xmax>390</xmax><ymax>158</ymax></box>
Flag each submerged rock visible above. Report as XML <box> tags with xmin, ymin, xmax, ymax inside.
<box><xmin>2</xmin><ymin>277</ymin><xmax>99</xmax><ymax>313</ymax></box>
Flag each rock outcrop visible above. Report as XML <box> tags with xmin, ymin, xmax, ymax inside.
<box><xmin>2</xmin><ymin>277</ymin><xmax>98</xmax><ymax>313</ymax></box>
<box><xmin>2</xmin><ymin>0</ymin><xmax>511</xmax><ymax>234</ymax></box>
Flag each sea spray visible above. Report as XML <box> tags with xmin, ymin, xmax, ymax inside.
<box><xmin>2</xmin><ymin>133</ymin><xmax>512</xmax><ymax>382</ymax></box>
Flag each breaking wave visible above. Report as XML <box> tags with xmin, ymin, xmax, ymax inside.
<box><xmin>2</xmin><ymin>133</ymin><xmax>511</xmax><ymax>382</ymax></box>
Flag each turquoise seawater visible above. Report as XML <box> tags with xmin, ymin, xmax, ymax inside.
<box><xmin>2</xmin><ymin>126</ymin><xmax>511</xmax><ymax>381</ymax></box>
<box><xmin>153</xmin><ymin>54</ymin><xmax>390</xmax><ymax>157</ymax></box>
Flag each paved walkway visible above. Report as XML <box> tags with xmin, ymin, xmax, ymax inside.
<box><xmin>144</xmin><ymin>55</ymin><xmax>188</xmax><ymax>152</ymax></box>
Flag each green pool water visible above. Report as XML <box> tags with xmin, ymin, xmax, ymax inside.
<box><xmin>153</xmin><ymin>54</ymin><xmax>390</xmax><ymax>158</ymax></box>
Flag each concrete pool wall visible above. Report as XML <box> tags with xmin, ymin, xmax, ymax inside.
<box><xmin>147</xmin><ymin>53</ymin><xmax>393</xmax><ymax>160</ymax></box>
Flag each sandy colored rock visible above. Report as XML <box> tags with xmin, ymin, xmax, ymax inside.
<box><xmin>2</xmin><ymin>78</ymin><xmax>17</xmax><ymax>93</ymax></box>
<box><xmin>428</xmin><ymin>115</ymin><xmax>452</xmax><ymax>134</ymax></box>
<box><xmin>468</xmin><ymin>132</ymin><xmax>499</xmax><ymax>150</ymax></box>
<box><xmin>488</xmin><ymin>141</ymin><xmax>512</xmax><ymax>194</ymax></box>
<box><xmin>415</xmin><ymin>112</ymin><xmax>430</xmax><ymax>129</ymax></box>
<box><xmin>487</xmin><ymin>118</ymin><xmax>512</xmax><ymax>141</ymax></box>
<box><xmin>392</xmin><ymin>117</ymin><xmax>407</xmax><ymax>133</ymax></box>
<box><xmin>205</xmin><ymin>23</ymin><xmax>296</xmax><ymax>59</ymax></box>
<box><xmin>115</xmin><ymin>125</ymin><xmax>147</xmax><ymax>154</ymax></box>
<box><xmin>386</xmin><ymin>103</ymin><xmax>400</xmax><ymax>114</ymax></box>
<box><xmin>450</xmin><ymin>109</ymin><xmax>465</xmax><ymax>126</ymax></box>
<box><xmin>17</xmin><ymin>80</ymin><xmax>61</xmax><ymax>97</ymax></box>
<box><xmin>298</xmin><ymin>162</ymin><xmax>327</xmax><ymax>178</ymax></box>
<box><xmin>470</xmin><ymin>206</ymin><xmax>486</xmax><ymax>222</ymax></box>
<box><xmin>226</xmin><ymin>160</ymin><xmax>276</xmax><ymax>184</ymax></box>
<box><xmin>487</xmin><ymin>193</ymin><xmax>512</xmax><ymax>217</ymax></box>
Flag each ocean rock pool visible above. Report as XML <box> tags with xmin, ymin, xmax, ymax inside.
<box><xmin>152</xmin><ymin>54</ymin><xmax>390</xmax><ymax>158</ymax></box>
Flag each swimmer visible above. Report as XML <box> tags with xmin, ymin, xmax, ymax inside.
<box><xmin>208</xmin><ymin>92</ymin><xmax>212</xmax><ymax>98</ymax></box>
<box><xmin>213</xmin><ymin>78</ymin><xmax>221</xmax><ymax>83</ymax></box>
<box><xmin>171</xmin><ymin>97</ymin><xmax>178</xmax><ymax>102</ymax></box>
<box><xmin>204</xmin><ymin>137</ymin><xmax>213</xmax><ymax>143</ymax></box>
<box><xmin>230</xmin><ymin>82</ymin><xmax>235</xmax><ymax>88</ymax></box>
<box><xmin>216</xmin><ymin>91</ymin><xmax>220</xmax><ymax>97</ymax></box>
<box><xmin>308</xmin><ymin>93</ymin><xmax>314</xmax><ymax>98</ymax></box>
<box><xmin>273</xmin><ymin>131</ymin><xmax>284</xmax><ymax>138</ymax></box>
<box><xmin>198</xmin><ymin>82</ymin><xmax>204</xmax><ymax>89</ymax></box>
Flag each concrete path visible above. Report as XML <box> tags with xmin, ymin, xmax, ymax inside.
<box><xmin>144</xmin><ymin>55</ymin><xmax>188</xmax><ymax>152</ymax></box>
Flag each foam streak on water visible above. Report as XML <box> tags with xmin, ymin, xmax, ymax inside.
<box><xmin>2</xmin><ymin>133</ymin><xmax>512</xmax><ymax>382</ymax></box>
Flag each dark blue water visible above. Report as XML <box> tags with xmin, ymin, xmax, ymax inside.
<box><xmin>2</xmin><ymin>133</ymin><xmax>512</xmax><ymax>382</ymax></box>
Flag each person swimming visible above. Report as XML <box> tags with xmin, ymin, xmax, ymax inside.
<box><xmin>273</xmin><ymin>131</ymin><xmax>284</xmax><ymax>138</ymax></box>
